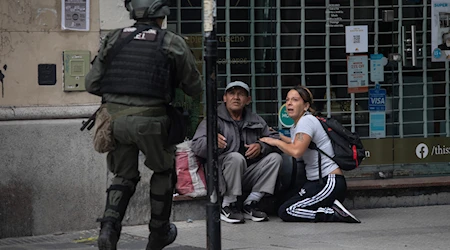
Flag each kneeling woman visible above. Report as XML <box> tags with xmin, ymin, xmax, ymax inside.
<box><xmin>259</xmin><ymin>86</ymin><xmax>360</xmax><ymax>223</ymax></box>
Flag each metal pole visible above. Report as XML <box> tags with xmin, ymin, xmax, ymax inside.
<box><xmin>203</xmin><ymin>0</ymin><xmax>221</xmax><ymax>249</ymax></box>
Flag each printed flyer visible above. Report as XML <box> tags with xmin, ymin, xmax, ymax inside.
<box><xmin>431</xmin><ymin>0</ymin><xmax>450</xmax><ymax>61</ymax></box>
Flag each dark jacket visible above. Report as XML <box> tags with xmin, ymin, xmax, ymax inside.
<box><xmin>191</xmin><ymin>103</ymin><xmax>280</xmax><ymax>162</ymax></box>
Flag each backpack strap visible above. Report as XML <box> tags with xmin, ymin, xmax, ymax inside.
<box><xmin>309</xmin><ymin>142</ymin><xmax>333</xmax><ymax>186</ymax></box>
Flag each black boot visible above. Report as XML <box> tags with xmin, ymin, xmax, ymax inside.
<box><xmin>98</xmin><ymin>219</ymin><xmax>122</xmax><ymax>250</ymax></box>
<box><xmin>97</xmin><ymin>183</ymin><xmax>136</xmax><ymax>250</ymax></box>
<box><xmin>146</xmin><ymin>223</ymin><xmax>178</xmax><ymax>250</ymax></box>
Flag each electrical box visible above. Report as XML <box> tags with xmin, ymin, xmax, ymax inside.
<box><xmin>63</xmin><ymin>50</ymin><xmax>90</xmax><ymax>91</ymax></box>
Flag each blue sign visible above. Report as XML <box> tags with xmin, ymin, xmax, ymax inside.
<box><xmin>368</xmin><ymin>85</ymin><xmax>386</xmax><ymax>111</ymax></box>
<box><xmin>370</xmin><ymin>112</ymin><xmax>386</xmax><ymax>138</ymax></box>
<box><xmin>370</xmin><ymin>54</ymin><xmax>384</xmax><ymax>82</ymax></box>
<box><xmin>279</xmin><ymin>129</ymin><xmax>291</xmax><ymax>138</ymax></box>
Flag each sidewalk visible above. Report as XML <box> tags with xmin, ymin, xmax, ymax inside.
<box><xmin>1</xmin><ymin>205</ymin><xmax>449</xmax><ymax>250</ymax></box>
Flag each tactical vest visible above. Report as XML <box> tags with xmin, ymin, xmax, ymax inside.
<box><xmin>99</xmin><ymin>26</ymin><xmax>173</xmax><ymax>101</ymax></box>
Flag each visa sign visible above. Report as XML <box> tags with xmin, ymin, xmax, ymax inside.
<box><xmin>368</xmin><ymin>87</ymin><xmax>386</xmax><ymax>111</ymax></box>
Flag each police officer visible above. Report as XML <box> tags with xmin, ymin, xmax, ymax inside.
<box><xmin>85</xmin><ymin>0</ymin><xmax>202</xmax><ymax>249</ymax></box>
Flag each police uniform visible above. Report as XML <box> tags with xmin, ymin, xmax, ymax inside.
<box><xmin>85</xmin><ymin>1</ymin><xmax>202</xmax><ymax>249</ymax></box>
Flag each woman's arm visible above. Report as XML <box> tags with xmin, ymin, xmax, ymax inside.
<box><xmin>279</xmin><ymin>133</ymin><xmax>291</xmax><ymax>143</ymax></box>
<box><xmin>259</xmin><ymin>132</ymin><xmax>311</xmax><ymax>159</ymax></box>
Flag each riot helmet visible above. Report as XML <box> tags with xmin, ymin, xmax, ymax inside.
<box><xmin>124</xmin><ymin>0</ymin><xmax>170</xmax><ymax>20</ymax></box>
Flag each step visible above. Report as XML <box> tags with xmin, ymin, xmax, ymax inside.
<box><xmin>171</xmin><ymin>176</ymin><xmax>450</xmax><ymax>222</ymax></box>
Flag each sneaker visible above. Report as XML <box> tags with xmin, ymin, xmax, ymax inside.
<box><xmin>146</xmin><ymin>223</ymin><xmax>178</xmax><ymax>250</ymax></box>
<box><xmin>220</xmin><ymin>203</ymin><xmax>245</xmax><ymax>224</ymax></box>
<box><xmin>331</xmin><ymin>200</ymin><xmax>361</xmax><ymax>223</ymax></box>
<box><xmin>97</xmin><ymin>221</ymin><xmax>121</xmax><ymax>250</ymax></box>
<box><xmin>243</xmin><ymin>201</ymin><xmax>268</xmax><ymax>222</ymax></box>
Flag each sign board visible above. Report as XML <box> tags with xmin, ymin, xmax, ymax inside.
<box><xmin>369</xmin><ymin>112</ymin><xmax>386</xmax><ymax>138</ymax></box>
<box><xmin>368</xmin><ymin>86</ymin><xmax>386</xmax><ymax>111</ymax></box>
<box><xmin>431</xmin><ymin>0</ymin><xmax>450</xmax><ymax>61</ymax></box>
<box><xmin>345</xmin><ymin>25</ymin><xmax>368</xmax><ymax>53</ymax></box>
<box><xmin>361</xmin><ymin>137</ymin><xmax>450</xmax><ymax>165</ymax></box>
<box><xmin>370</xmin><ymin>54</ymin><xmax>385</xmax><ymax>82</ymax></box>
<box><xmin>278</xmin><ymin>104</ymin><xmax>295</xmax><ymax>128</ymax></box>
<box><xmin>279</xmin><ymin>129</ymin><xmax>291</xmax><ymax>138</ymax></box>
<box><xmin>347</xmin><ymin>55</ymin><xmax>369</xmax><ymax>93</ymax></box>
<box><xmin>61</xmin><ymin>0</ymin><xmax>90</xmax><ymax>31</ymax></box>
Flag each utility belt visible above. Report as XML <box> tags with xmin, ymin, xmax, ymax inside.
<box><xmin>100</xmin><ymin>102</ymin><xmax>186</xmax><ymax>148</ymax></box>
<box><xmin>106</xmin><ymin>103</ymin><xmax>166</xmax><ymax>118</ymax></box>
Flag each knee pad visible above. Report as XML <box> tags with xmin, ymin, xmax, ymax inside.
<box><xmin>103</xmin><ymin>184</ymin><xmax>135</xmax><ymax>222</ymax></box>
<box><xmin>150</xmin><ymin>170</ymin><xmax>174</xmax><ymax>228</ymax></box>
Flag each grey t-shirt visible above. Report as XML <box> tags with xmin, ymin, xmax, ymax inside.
<box><xmin>290</xmin><ymin>114</ymin><xmax>339</xmax><ymax>181</ymax></box>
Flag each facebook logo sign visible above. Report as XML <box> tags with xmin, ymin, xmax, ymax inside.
<box><xmin>415</xmin><ymin>143</ymin><xmax>429</xmax><ymax>159</ymax></box>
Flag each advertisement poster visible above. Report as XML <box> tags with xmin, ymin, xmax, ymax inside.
<box><xmin>345</xmin><ymin>25</ymin><xmax>368</xmax><ymax>53</ymax></box>
<box><xmin>370</xmin><ymin>54</ymin><xmax>385</xmax><ymax>82</ymax></box>
<box><xmin>61</xmin><ymin>0</ymin><xmax>90</xmax><ymax>31</ymax></box>
<box><xmin>431</xmin><ymin>1</ymin><xmax>450</xmax><ymax>61</ymax></box>
<box><xmin>347</xmin><ymin>55</ymin><xmax>369</xmax><ymax>93</ymax></box>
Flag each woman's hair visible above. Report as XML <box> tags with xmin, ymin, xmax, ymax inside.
<box><xmin>292</xmin><ymin>85</ymin><xmax>317</xmax><ymax>114</ymax></box>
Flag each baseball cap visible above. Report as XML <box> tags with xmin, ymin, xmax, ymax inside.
<box><xmin>225</xmin><ymin>81</ymin><xmax>250</xmax><ymax>94</ymax></box>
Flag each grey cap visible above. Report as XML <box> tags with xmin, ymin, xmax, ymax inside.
<box><xmin>225</xmin><ymin>81</ymin><xmax>250</xmax><ymax>94</ymax></box>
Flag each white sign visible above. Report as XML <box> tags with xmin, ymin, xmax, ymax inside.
<box><xmin>347</xmin><ymin>55</ymin><xmax>369</xmax><ymax>93</ymax></box>
<box><xmin>431</xmin><ymin>0</ymin><xmax>450</xmax><ymax>61</ymax></box>
<box><xmin>345</xmin><ymin>25</ymin><xmax>368</xmax><ymax>53</ymax></box>
<box><xmin>370</xmin><ymin>112</ymin><xmax>386</xmax><ymax>138</ymax></box>
<box><xmin>370</xmin><ymin>54</ymin><xmax>385</xmax><ymax>82</ymax></box>
<box><xmin>61</xmin><ymin>0</ymin><xmax>90</xmax><ymax>31</ymax></box>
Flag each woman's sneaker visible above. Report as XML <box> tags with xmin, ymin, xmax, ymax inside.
<box><xmin>331</xmin><ymin>200</ymin><xmax>361</xmax><ymax>223</ymax></box>
<box><xmin>243</xmin><ymin>201</ymin><xmax>269</xmax><ymax>222</ymax></box>
<box><xmin>221</xmin><ymin>203</ymin><xmax>245</xmax><ymax>224</ymax></box>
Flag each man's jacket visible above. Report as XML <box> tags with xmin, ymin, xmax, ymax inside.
<box><xmin>191</xmin><ymin>103</ymin><xmax>280</xmax><ymax>162</ymax></box>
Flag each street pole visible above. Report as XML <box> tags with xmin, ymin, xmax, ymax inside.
<box><xmin>203</xmin><ymin>0</ymin><xmax>221</xmax><ymax>249</ymax></box>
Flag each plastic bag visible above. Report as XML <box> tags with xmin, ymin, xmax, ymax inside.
<box><xmin>175</xmin><ymin>140</ymin><xmax>207</xmax><ymax>197</ymax></box>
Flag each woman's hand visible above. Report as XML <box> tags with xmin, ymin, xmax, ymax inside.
<box><xmin>259</xmin><ymin>137</ymin><xmax>279</xmax><ymax>147</ymax></box>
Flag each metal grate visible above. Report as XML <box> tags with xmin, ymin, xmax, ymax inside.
<box><xmin>169</xmin><ymin>0</ymin><xmax>450</xmax><ymax>138</ymax></box>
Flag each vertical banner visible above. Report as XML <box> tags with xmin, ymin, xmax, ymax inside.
<box><xmin>61</xmin><ymin>0</ymin><xmax>90</xmax><ymax>31</ymax></box>
<box><xmin>368</xmin><ymin>85</ymin><xmax>386</xmax><ymax>138</ymax></box>
<box><xmin>431</xmin><ymin>1</ymin><xmax>450</xmax><ymax>61</ymax></box>
<box><xmin>370</xmin><ymin>54</ymin><xmax>386</xmax><ymax>82</ymax></box>
<box><xmin>347</xmin><ymin>55</ymin><xmax>369</xmax><ymax>93</ymax></box>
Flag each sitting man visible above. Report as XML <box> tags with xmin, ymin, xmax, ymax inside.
<box><xmin>191</xmin><ymin>81</ymin><xmax>282</xmax><ymax>223</ymax></box>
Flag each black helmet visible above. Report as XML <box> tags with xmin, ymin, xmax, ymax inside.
<box><xmin>124</xmin><ymin>0</ymin><xmax>170</xmax><ymax>20</ymax></box>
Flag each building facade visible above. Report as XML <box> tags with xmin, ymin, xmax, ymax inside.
<box><xmin>168</xmin><ymin>0</ymin><xmax>450</xmax><ymax>179</ymax></box>
<box><xmin>0</xmin><ymin>0</ymin><xmax>449</xmax><ymax>238</ymax></box>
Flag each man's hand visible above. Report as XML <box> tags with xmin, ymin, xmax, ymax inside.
<box><xmin>245</xmin><ymin>143</ymin><xmax>261</xmax><ymax>159</ymax></box>
<box><xmin>218</xmin><ymin>133</ymin><xmax>227</xmax><ymax>149</ymax></box>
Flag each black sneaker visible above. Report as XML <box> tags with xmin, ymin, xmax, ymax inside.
<box><xmin>146</xmin><ymin>223</ymin><xmax>178</xmax><ymax>250</ymax></box>
<box><xmin>220</xmin><ymin>203</ymin><xmax>245</xmax><ymax>224</ymax></box>
<box><xmin>331</xmin><ymin>200</ymin><xmax>361</xmax><ymax>223</ymax></box>
<box><xmin>97</xmin><ymin>221</ymin><xmax>121</xmax><ymax>250</ymax></box>
<box><xmin>243</xmin><ymin>201</ymin><xmax>268</xmax><ymax>222</ymax></box>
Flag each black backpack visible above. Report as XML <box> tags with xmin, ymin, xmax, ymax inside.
<box><xmin>308</xmin><ymin>116</ymin><xmax>366</xmax><ymax>179</ymax></box>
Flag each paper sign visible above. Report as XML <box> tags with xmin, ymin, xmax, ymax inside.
<box><xmin>370</xmin><ymin>54</ymin><xmax>385</xmax><ymax>82</ymax></box>
<box><xmin>345</xmin><ymin>25</ymin><xmax>368</xmax><ymax>53</ymax></box>
<box><xmin>347</xmin><ymin>55</ymin><xmax>369</xmax><ymax>93</ymax></box>
<box><xmin>370</xmin><ymin>112</ymin><xmax>386</xmax><ymax>138</ymax></box>
<box><xmin>61</xmin><ymin>0</ymin><xmax>90</xmax><ymax>31</ymax></box>
<box><xmin>431</xmin><ymin>0</ymin><xmax>450</xmax><ymax>61</ymax></box>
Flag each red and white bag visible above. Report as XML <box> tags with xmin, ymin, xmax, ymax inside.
<box><xmin>175</xmin><ymin>140</ymin><xmax>207</xmax><ymax>197</ymax></box>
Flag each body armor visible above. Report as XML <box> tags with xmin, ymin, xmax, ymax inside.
<box><xmin>99</xmin><ymin>26</ymin><xmax>173</xmax><ymax>102</ymax></box>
